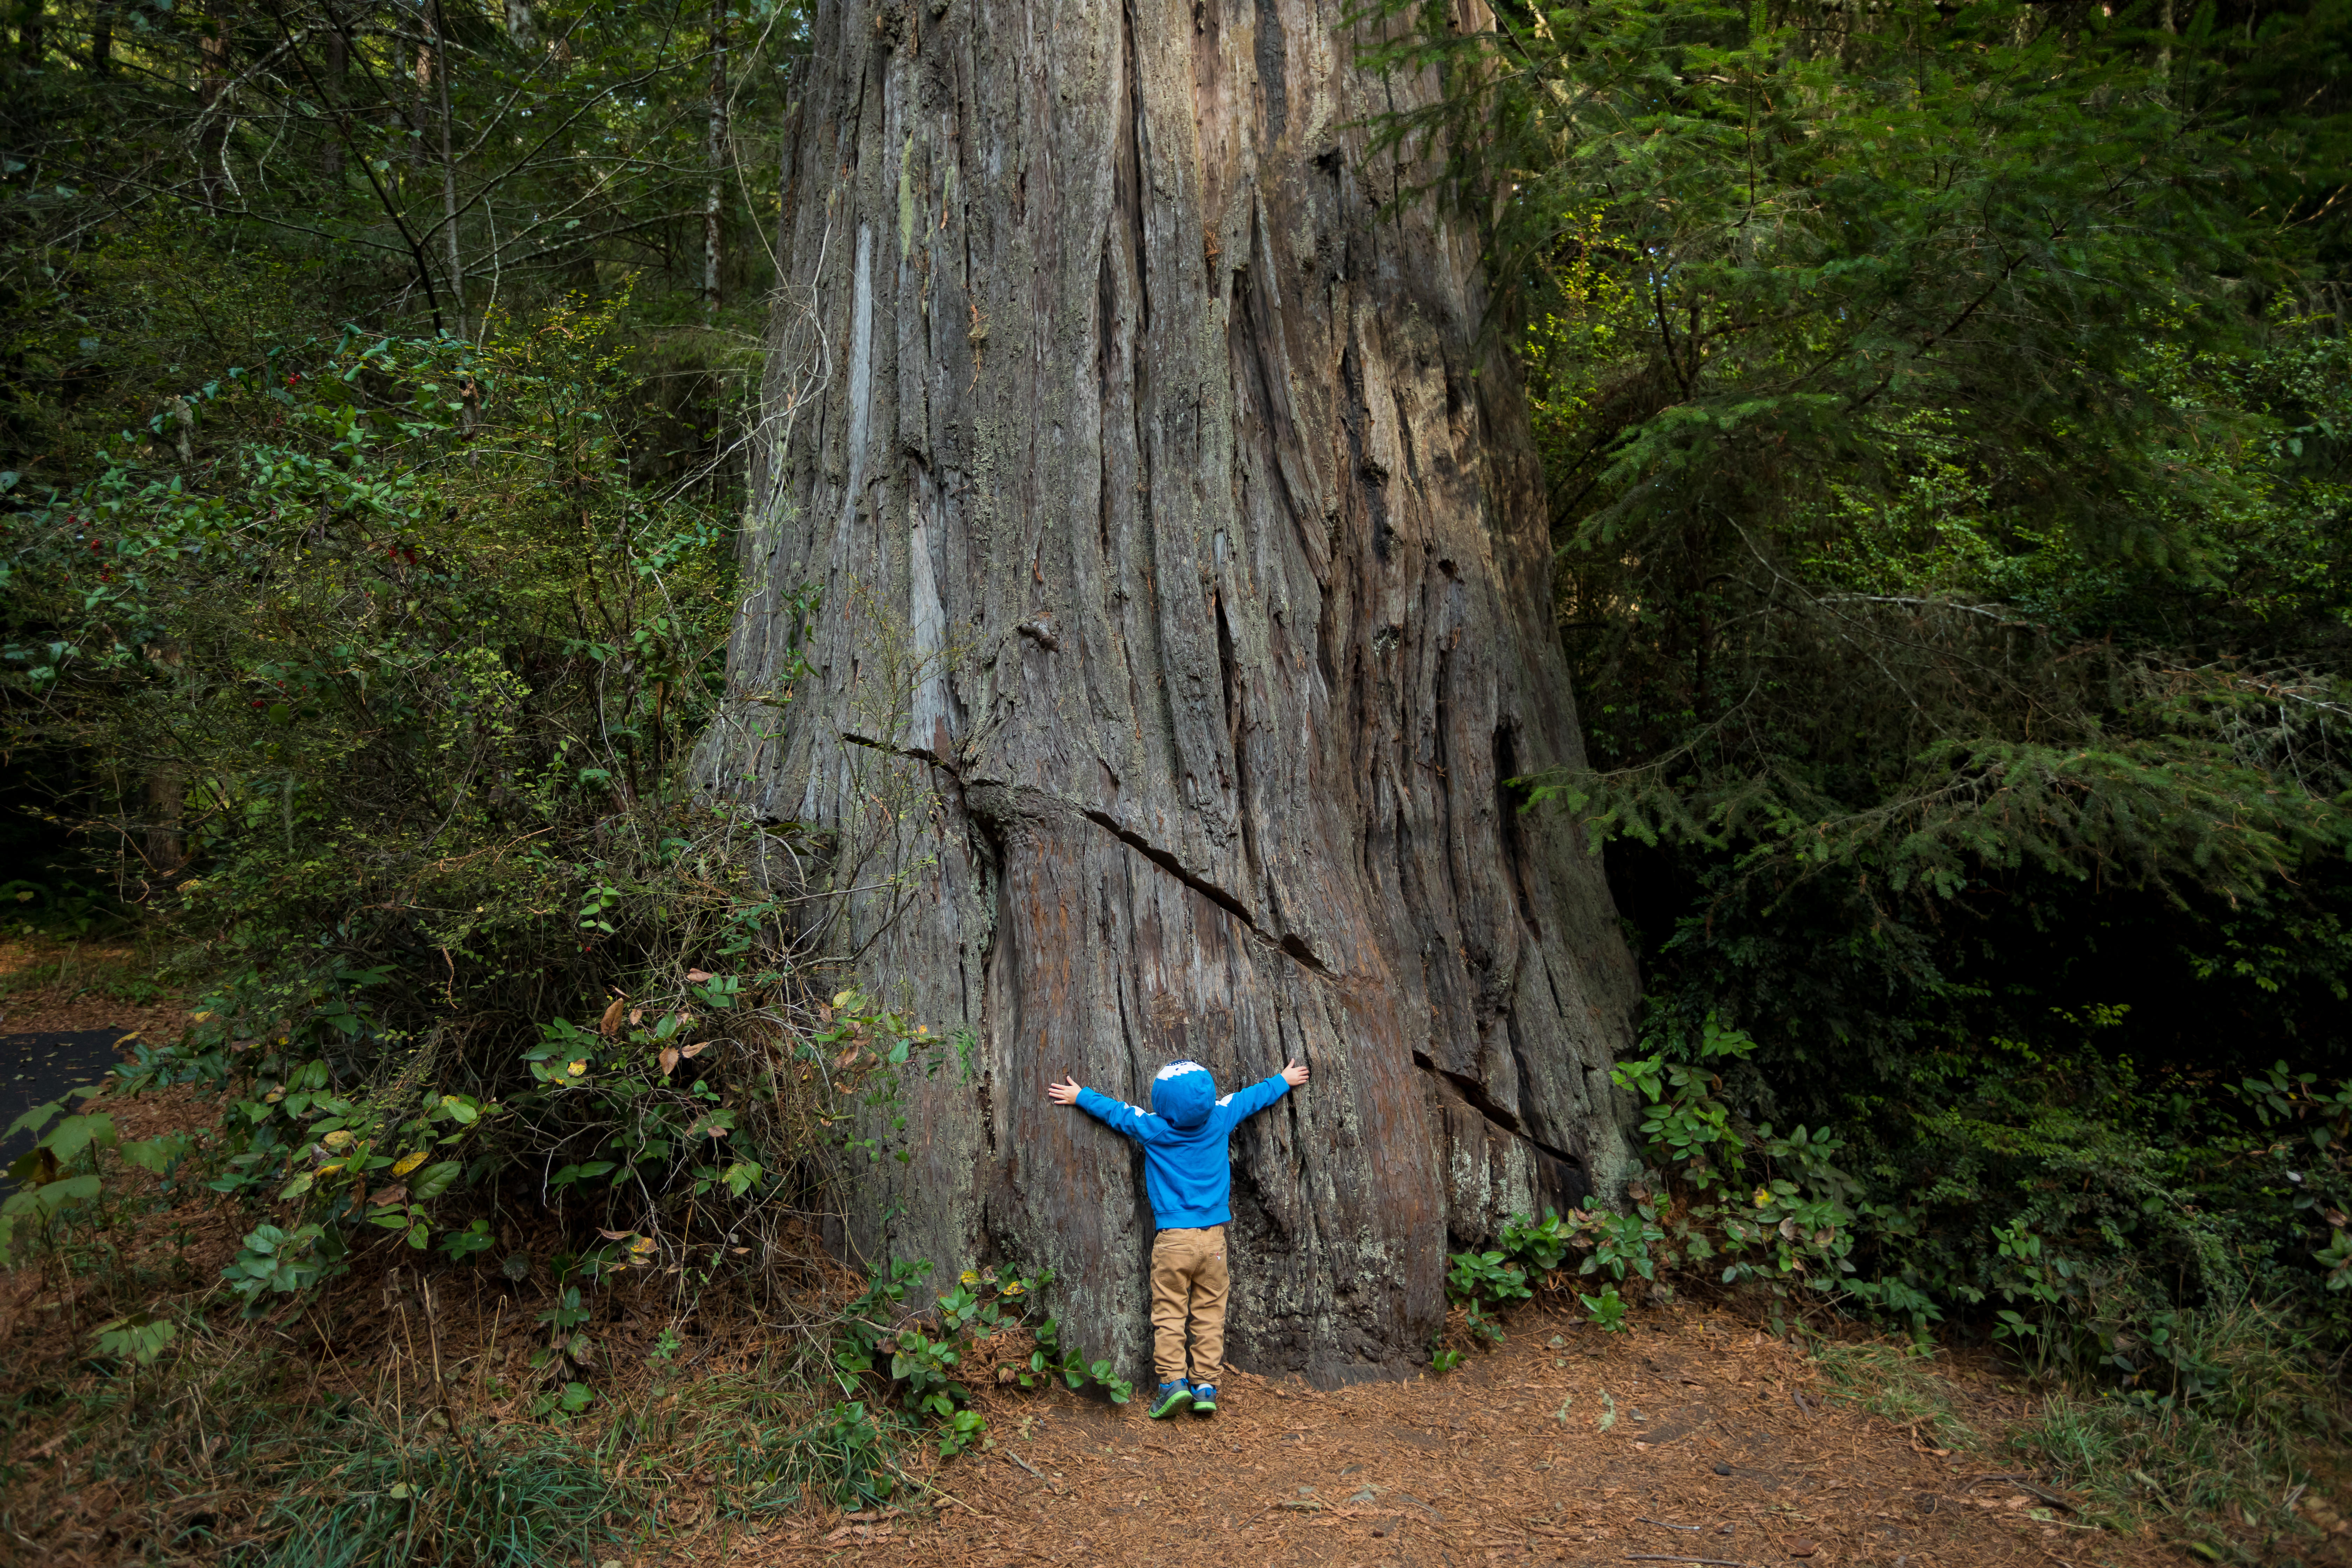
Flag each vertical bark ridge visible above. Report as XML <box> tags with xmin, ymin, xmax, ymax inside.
<box><xmin>702</xmin><ymin>0</ymin><xmax>1640</xmax><ymax>1381</ymax></box>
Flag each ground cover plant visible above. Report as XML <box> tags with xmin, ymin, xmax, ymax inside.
<box><xmin>0</xmin><ymin>929</ymin><xmax>1139</xmax><ymax>1562</ymax></box>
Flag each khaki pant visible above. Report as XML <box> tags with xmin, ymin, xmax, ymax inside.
<box><xmin>1149</xmin><ymin>1225</ymin><xmax>1229</xmax><ymax>1384</ymax></box>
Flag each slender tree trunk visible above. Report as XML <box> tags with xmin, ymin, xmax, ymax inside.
<box><xmin>432</xmin><ymin>0</ymin><xmax>462</xmax><ymax>335</ymax></box>
<box><xmin>90</xmin><ymin>1</ymin><xmax>109</xmax><ymax>74</ymax></box>
<box><xmin>409</xmin><ymin>21</ymin><xmax>429</xmax><ymax>170</ymax></box>
<box><xmin>142</xmin><ymin>774</ymin><xmax>186</xmax><ymax>881</ymax></box>
<box><xmin>702</xmin><ymin>0</ymin><xmax>726</xmax><ymax>316</ymax></box>
<box><xmin>703</xmin><ymin>0</ymin><xmax>1639</xmax><ymax>1381</ymax></box>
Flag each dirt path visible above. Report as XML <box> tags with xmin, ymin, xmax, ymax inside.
<box><xmin>710</xmin><ymin>1306</ymin><xmax>2174</xmax><ymax>1568</ymax></box>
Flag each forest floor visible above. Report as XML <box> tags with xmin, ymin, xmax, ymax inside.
<box><xmin>0</xmin><ymin>936</ymin><xmax>2302</xmax><ymax>1568</ymax></box>
<box><xmin>688</xmin><ymin>1315</ymin><xmax>2187</xmax><ymax>1568</ymax></box>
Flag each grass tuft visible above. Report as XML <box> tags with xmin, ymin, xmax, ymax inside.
<box><xmin>235</xmin><ymin>1418</ymin><xmax>624</xmax><ymax>1568</ymax></box>
<box><xmin>2007</xmin><ymin>1297</ymin><xmax>2351</xmax><ymax>1564</ymax></box>
<box><xmin>1809</xmin><ymin>1337</ymin><xmax>1983</xmax><ymax>1454</ymax></box>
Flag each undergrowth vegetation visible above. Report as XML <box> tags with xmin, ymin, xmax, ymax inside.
<box><xmin>0</xmin><ymin>308</ymin><xmax>1136</xmax><ymax>1557</ymax></box>
<box><xmin>1433</xmin><ymin>1011</ymin><xmax>2351</xmax><ymax>1558</ymax></box>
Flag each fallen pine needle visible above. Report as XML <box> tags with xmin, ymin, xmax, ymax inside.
<box><xmin>1623</xmin><ymin>1557</ymin><xmax>1749</xmax><ymax>1567</ymax></box>
<box><xmin>1638</xmin><ymin>1517</ymin><xmax>1702</xmax><ymax>1531</ymax></box>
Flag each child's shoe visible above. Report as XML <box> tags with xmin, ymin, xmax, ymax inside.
<box><xmin>1188</xmin><ymin>1382</ymin><xmax>1217</xmax><ymax>1416</ymax></box>
<box><xmin>1146</xmin><ymin>1380</ymin><xmax>1194</xmax><ymax>1419</ymax></box>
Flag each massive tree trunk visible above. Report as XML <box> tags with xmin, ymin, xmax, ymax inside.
<box><xmin>700</xmin><ymin>0</ymin><xmax>1642</xmax><ymax>1382</ymax></box>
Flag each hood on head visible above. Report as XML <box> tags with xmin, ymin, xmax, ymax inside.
<box><xmin>1150</xmin><ymin>1060</ymin><xmax>1217</xmax><ymax>1129</ymax></box>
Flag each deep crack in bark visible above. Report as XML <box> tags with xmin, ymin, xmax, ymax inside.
<box><xmin>839</xmin><ymin>726</ymin><xmax>1333</xmax><ymax>981</ymax></box>
<box><xmin>1081</xmin><ymin>808</ymin><xmax>1330</xmax><ymax>975</ymax></box>
<box><xmin>1413</xmin><ymin>1049</ymin><xmax>1587</xmax><ymax>1181</ymax></box>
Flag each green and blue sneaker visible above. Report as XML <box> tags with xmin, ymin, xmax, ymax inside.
<box><xmin>1189</xmin><ymin>1382</ymin><xmax>1217</xmax><ymax>1415</ymax></box>
<box><xmin>1146</xmin><ymin>1380</ymin><xmax>1194</xmax><ymax>1419</ymax></box>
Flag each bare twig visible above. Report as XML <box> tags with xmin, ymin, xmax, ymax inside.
<box><xmin>1965</xmin><ymin>1475</ymin><xmax>2076</xmax><ymax>1511</ymax></box>
<box><xmin>1004</xmin><ymin>1449</ymin><xmax>1057</xmax><ymax>1490</ymax></box>
<box><xmin>1638</xmin><ymin>1517</ymin><xmax>1703</xmax><ymax>1530</ymax></box>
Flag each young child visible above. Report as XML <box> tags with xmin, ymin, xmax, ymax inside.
<box><xmin>1047</xmin><ymin>1056</ymin><xmax>1309</xmax><ymax>1418</ymax></box>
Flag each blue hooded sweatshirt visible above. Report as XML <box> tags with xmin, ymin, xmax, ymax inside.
<box><xmin>1073</xmin><ymin>1060</ymin><xmax>1292</xmax><ymax>1230</ymax></box>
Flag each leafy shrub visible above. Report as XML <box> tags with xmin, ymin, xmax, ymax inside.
<box><xmin>1435</xmin><ymin>1202</ymin><xmax>1657</xmax><ymax>1357</ymax></box>
<box><xmin>0</xmin><ymin>1096</ymin><xmax>192</xmax><ymax>1268</ymax></box>
<box><xmin>0</xmin><ymin>305</ymin><xmax>995</xmax><ymax>1438</ymax></box>
<box><xmin>831</xmin><ymin>1259</ymin><xmax>1133</xmax><ymax>1455</ymax></box>
<box><xmin>1605</xmin><ymin>1013</ymin><xmax>2352</xmax><ymax>1368</ymax></box>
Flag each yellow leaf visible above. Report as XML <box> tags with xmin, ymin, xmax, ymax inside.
<box><xmin>392</xmin><ymin>1151</ymin><xmax>427</xmax><ymax>1176</ymax></box>
<box><xmin>567</xmin><ymin>1060</ymin><xmax>589</xmax><ymax>1077</ymax></box>
<box><xmin>321</xmin><ymin>1129</ymin><xmax>355</xmax><ymax>1150</ymax></box>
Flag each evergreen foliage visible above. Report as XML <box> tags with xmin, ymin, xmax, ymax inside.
<box><xmin>1374</xmin><ymin>0</ymin><xmax>2352</xmax><ymax>1505</ymax></box>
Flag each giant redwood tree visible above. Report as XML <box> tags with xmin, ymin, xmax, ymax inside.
<box><xmin>698</xmin><ymin>0</ymin><xmax>1640</xmax><ymax>1380</ymax></box>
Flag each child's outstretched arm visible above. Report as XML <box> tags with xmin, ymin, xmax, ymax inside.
<box><xmin>1049</xmin><ymin>1076</ymin><xmax>1169</xmax><ymax>1142</ymax></box>
<box><xmin>1216</xmin><ymin>1058</ymin><xmax>1307</xmax><ymax>1127</ymax></box>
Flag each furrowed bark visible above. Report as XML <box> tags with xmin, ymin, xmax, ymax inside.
<box><xmin>702</xmin><ymin>0</ymin><xmax>1640</xmax><ymax>1382</ymax></box>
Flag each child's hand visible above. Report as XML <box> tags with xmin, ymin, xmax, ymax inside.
<box><xmin>1046</xmin><ymin>1077</ymin><xmax>1082</xmax><ymax>1105</ymax></box>
<box><xmin>1282</xmin><ymin>1058</ymin><xmax>1309</xmax><ymax>1088</ymax></box>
